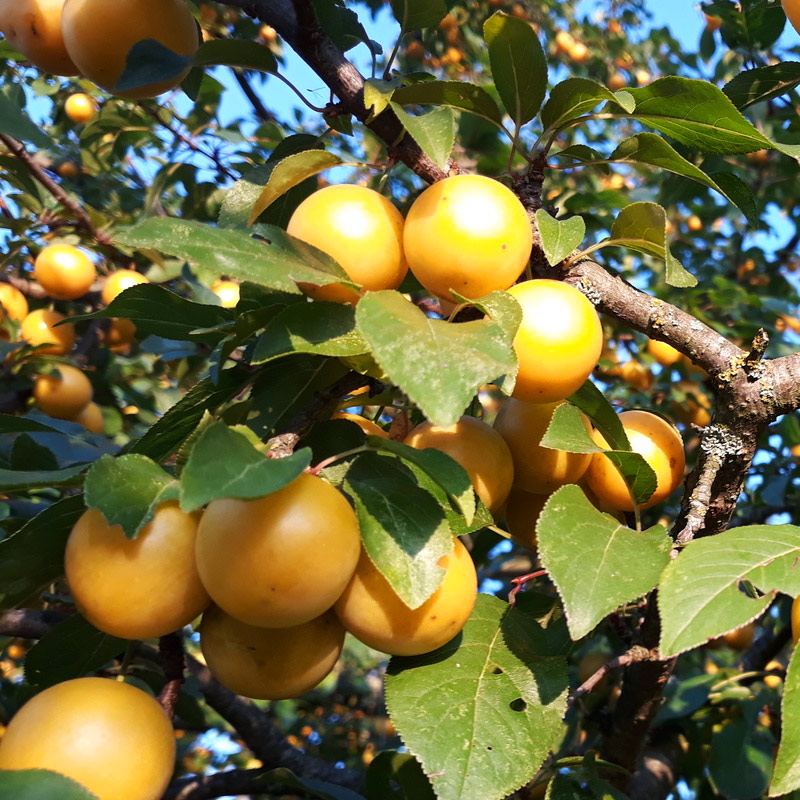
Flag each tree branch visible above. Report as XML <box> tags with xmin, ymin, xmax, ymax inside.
<box><xmin>232</xmin><ymin>69</ymin><xmax>276</xmax><ymax>123</ymax></box>
<box><xmin>0</xmin><ymin>608</ymin><xmax>66</xmax><ymax>639</ymax></box>
<box><xmin>163</xmin><ymin>768</ymin><xmax>316</xmax><ymax>800</ymax></box>
<box><xmin>157</xmin><ymin>632</ymin><xmax>186</xmax><ymax>719</ymax></box>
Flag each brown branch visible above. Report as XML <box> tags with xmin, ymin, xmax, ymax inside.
<box><xmin>569</xmin><ymin>646</ymin><xmax>659</xmax><ymax>706</ymax></box>
<box><xmin>265</xmin><ymin>370</ymin><xmax>383</xmax><ymax>457</ymax></box>
<box><xmin>0</xmin><ymin>608</ymin><xmax>67</xmax><ymax>639</ymax></box>
<box><xmin>163</xmin><ymin>768</ymin><xmax>316</xmax><ymax>800</ymax></box>
<box><xmin>185</xmin><ymin>655</ymin><xmax>364</xmax><ymax>792</ymax></box>
<box><xmin>157</xmin><ymin>632</ymin><xmax>186</xmax><ymax>719</ymax></box>
<box><xmin>232</xmin><ymin>69</ymin><xmax>276</xmax><ymax>123</ymax></box>
<box><xmin>0</xmin><ymin>133</ymin><xmax>109</xmax><ymax>244</ymax></box>
<box><xmin>1</xmin><ymin>274</ymin><xmax>49</xmax><ymax>300</ymax></box>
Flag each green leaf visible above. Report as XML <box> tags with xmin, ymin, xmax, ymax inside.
<box><xmin>253</xmin><ymin>768</ymin><xmax>366</xmax><ymax>800</ymax></box>
<box><xmin>535</xmin><ymin>210</ymin><xmax>585</xmax><ymax>266</ymax></box>
<box><xmin>84</xmin><ymin>454</ymin><xmax>178</xmax><ymax>539</ymax></box>
<box><xmin>658</xmin><ymin>524</ymin><xmax>800</xmax><ymax>656</ymax></box>
<box><xmin>540</xmin><ymin>78</ymin><xmax>623</xmax><ymax>134</ymax></box>
<box><xmin>0</xmin><ymin>770</ymin><xmax>99</xmax><ymax>800</ymax></box>
<box><xmin>390</xmin><ymin>104</ymin><xmax>454</xmax><ymax>170</ymax></box>
<box><xmin>392</xmin><ymin>81</ymin><xmax>503</xmax><ymax>126</ymax></box>
<box><xmin>0</xmin><ymin>495</ymin><xmax>85</xmax><ymax>611</ymax></box>
<box><xmin>24</xmin><ymin>614</ymin><xmax>127</xmax><ymax>688</ymax></box>
<box><xmin>67</xmin><ymin>284</ymin><xmax>232</xmax><ymax>344</ymax></box>
<box><xmin>0</xmin><ymin>85</ymin><xmax>54</xmax><ymax>150</ymax></box>
<box><xmin>537</xmin><ymin>485</ymin><xmax>671</xmax><ymax>639</ymax></box>
<box><xmin>115</xmin><ymin>218</ymin><xmax>354</xmax><ymax>296</ymax></box>
<box><xmin>251</xmin><ymin>301</ymin><xmax>368</xmax><ymax>364</ymax></box>
<box><xmin>723</xmin><ymin>62</ymin><xmax>800</xmax><ymax>110</ymax></box>
<box><xmin>364</xmin><ymin>77</ymin><xmax>401</xmax><ymax>118</ymax></box>
<box><xmin>710</xmin><ymin>171</ymin><xmax>759</xmax><ymax>228</ymax></box>
<box><xmin>390</xmin><ymin>0</ymin><xmax>447</xmax><ymax>30</ymax></box>
<box><xmin>356</xmin><ymin>291</ymin><xmax>517</xmax><ymax>427</ymax></box>
<box><xmin>129</xmin><ymin>366</ymin><xmax>250</xmax><ymax>462</ymax></box>
<box><xmin>709</xmin><ymin>717</ymin><xmax>773</xmax><ymax>800</ymax></box>
<box><xmin>605</xmin><ymin>202</ymin><xmax>697</xmax><ymax>289</ymax></box>
<box><xmin>366</xmin><ymin>751</ymin><xmax>435</xmax><ymax>800</ymax></box>
<box><xmin>247</xmin><ymin>151</ymin><xmax>344</xmax><ymax>225</ymax></box>
<box><xmin>343</xmin><ymin>453</ymin><xmax>453</xmax><ymax>609</ymax></box>
<box><xmin>770</xmin><ymin>643</ymin><xmax>800</xmax><ymax>795</ymax></box>
<box><xmin>180</xmin><ymin>422</ymin><xmax>311</xmax><ymax>512</ymax></box>
<box><xmin>609</xmin><ymin>134</ymin><xmax>757</xmax><ymax>224</ymax></box>
<box><xmin>654</xmin><ymin>673</ymin><xmax>717</xmax><ymax>723</ymax></box>
<box><xmin>567</xmin><ymin>381</ymin><xmax>630</xmax><ymax>451</ymax></box>
<box><xmin>193</xmin><ymin>38</ymin><xmax>279</xmax><ymax>72</ymax></box>
<box><xmin>219</xmin><ymin>134</ymin><xmax>323</xmax><ymax>229</ymax></box>
<box><xmin>385</xmin><ymin>593</ymin><xmax>568</xmax><ymax>800</ymax></box>
<box><xmin>540</xmin><ymin>404</ymin><xmax>656</xmax><ymax>507</ymax></box>
<box><xmin>366</xmin><ymin>437</ymin><xmax>475</xmax><ymax>525</ymax></box>
<box><xmin>0</xmin><ymin>462</ymin><xmax>87</xmax><ymax>491</ymax></box>
<box><xmin>617</xmin><ymin>76</ymin><xmax>777</xmax><ymax>155</ymax></box>
<box><xmin>483</xmin><ymin>12</ymin><xmax>547</xmax><ymax>125</ymax></box>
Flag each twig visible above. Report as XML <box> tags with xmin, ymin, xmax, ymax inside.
<box><xmin>232</xmin><ymin>69</ymin><xmax>276</xmax><ymax>122</ymax></box>
<box><xmin>157</xmin><ymin>632</ymin><xmax>186</xmax><ymax>719</ymax></box>
<box><xmin>0</xmin><ymin>133</ymin><xmax>109</xmax><ymax>244</ymax></box>
<box><xmin>508</xmin><ymin>568</ymin><xmax>547</xmax><ymax>604</ymax></box>
<box><xmin>569</xmin><ymin>646</ymin><xmax>659</xmax><ymax>706</ymax></box>
<box><xmin>0</xmin><ymin>608</ymin><xmax>67</xmax><ymax>639</ymax></box>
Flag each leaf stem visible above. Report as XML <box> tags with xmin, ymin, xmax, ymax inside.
<box><xmin>310</xmin><ymin>445</ymin><xmax>371</xmax><ymax>474</ymax></box>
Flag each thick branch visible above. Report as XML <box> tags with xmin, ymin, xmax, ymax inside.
<box><xmin>186</xmin><ymin>656</ymin><xmax>364</xmax><ymax>792</ymax></box>
<box><xmin>218</xmin><ymin>0</ymin><xmax>448</xmax><ymax>183</ymax></box>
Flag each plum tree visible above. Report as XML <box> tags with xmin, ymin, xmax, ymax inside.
<box><xmin>66</xmin><ymin>502</ymin><xmax>209</xmax><ymax>639</ymax></box>
<box><xmin>335</xmin><ymin>538</ymin><xmax>477</xmax><ymax>656</ymax></box>
<box><xmin>506</xmin><ymin>280</ymin><xmax>603</xmax><ymax>403</ymax></box>
<box><xmin>199</xmin><ymin>605</ymin><xmax>345</xmax><ymax>700</ymax></box>
<box><xmin>0</xmin><ymin>677</ymin><xmax>175</xmax><ymax>800</ymax></box>
<box><xmin>405</xmin><ymin>415</ymin><xmax>514</xmax><ymax>514</ymax></box>
<box><xmin>61</xmin><ymin>0</ymin><xmax>199</xmax><ymax>98</ymax></box>
<box><xmin>195</xmin><ymin>473</ymin><xmax>361</xmax><ymax>628</ymax></box>
<box><xmin>403</xmin><ymin>175</ymin><xmax>533</xmax><ymax>301</ymax></box>
<box><xmin>33</xmin><ymin>243</ymin><xmax>96</xmax><ymax>299</ymax></box>
<box><xmin>33</xmin><ymin>363</ymin><xmax>92</xmax><ymax>419</ymax></box>
<box><xmin>287</xmin><ymin>184</ymin><xmax>407</xmax><ymax>304</ymax></box>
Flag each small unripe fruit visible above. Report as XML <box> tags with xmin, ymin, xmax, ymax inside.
<box><xmin>196</xmin><ymin>473</ymin><xmax>361</xmax><ymax>628</ymax></box>
<box><xmin>61</xmin><ymin>0</ymin><xmax>200</xmax><ymax>98</ymax></box>
<box><xmin>508</xmin><ymin>280</ymin><xmax>603</xmax><ymax>403</ymax></box>
<box><xmin>73</xmin><ymin>400</ymin><xmax>104</xmax><ymax>433</ymax></box>
<box><xmin>34</xmin><ymin>243</ymin><xmax>96</xmax><ymax>299</ymax></box>
<box><xmin>102</xmin><ymin>269</ymin><xmax>148</xmax><ymax>304</ymax></box>
<box><xmin>288</xmin><ymin>185</ymin><xmax>407</xmax><ymax>305</ymax></box>
<box><xmin>64</xmin><ymin>92</ymin><xmax>97</xmax><ymax>123</ymax></box>
<box><xmin>405</xmin><ymin>416</ymin><xmax>514</xmax><ymax>515</ymax></box>
<box><xmin>331</xmin><ymin>411</ymin><xmax>388</xmax><ymax>438</ymax></box>
<box><xmin>0</xmin><ymin>284</ymin><xmax>29</xmax><ymax>322</ymax></box>
<box><xmin>66</xmin><ymin>502</ymin><xmax>209</xmax><ymax>639</ymax></box>
<box><xmin>200</xmin><ymin>606</ymin><xmax>344</xmax><ymax>699</ymax></box>
<box><xmin>554</xmin><ymin>30</ymin><xmax>575</xmax><ymax>53</ymax></box>
<box><xmin>687</xmin><ymin>214</ymin><xmax>703</xmax><ymax>232</ymax></box>
<box><xmin>403</xmin><ymin>175</ymin><xmax>532</xmax><ymax>302</ymax></box>
<box><xmin>33</xmin><ymin>364</ymin><xmax>92</xmax><ymax>419</ymax></box>
<box><xmin>211</xmin><ymin>279</ymin><xmax>240</xmax><ymax>308</ymax></box>
<box><xmin>585</xmin><ymin>410</ymin><xmax>685</xmax><ymax>511</ymax></box>
<box><xmin>335</xmin><ymin>538</ymin><xmax>477</xmax><ymax>656</ymax></box>
<box><xmin>619</xmin><ymin>359</ymin><xmax>652</xmax><ymax>392</ymax></box>
<box><xmin>0</xmin><ymin>0</ymin><xmax>79</xmax><ymax>76</ymax></box>
<box><xmin>0</xmin><ymin>677</ymin><xmax>176</xmax><ymax>800</ymax></box>
<box><xmin>21</xmin><ymin>309</ymin><xmax>75</xmax><ymax>355</ymax></box>
<box><xmin>764</xmin><ymin>659</ymin><xmax>784</xmax><ymax>689</ymax></box>
<box><xmin>494</xmin><ymin>398</ymin><xmax>593</xmax><ymax>494</ymax></box>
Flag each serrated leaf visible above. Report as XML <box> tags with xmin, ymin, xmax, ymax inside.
<box><xmin>364</xmin><ymin>77</ymin><xmax>400</xmax><ymax>118</ymax></box>
<box><xmin>247</xmin><ymin>151</ymin><xmax>344</xmax><ymax>225</ymax></box>
<box><xmin>24</xmin><ymin>614</ymin><xmax>127</xmax><ymax>688</ymax></box>
<box><xmin>449</xmin><ymin>289</ymin><xmax>523</xmax><ymax>343</ymax></box>
<box><xmin>0</xmin><ymin>495</ymin><xmax>85</xmax><ymax>611</ymax></box>
<box><xmin>251</xmin><ymin>301</ymin><xmax>368</xmax><ymax>364</ymax></box>
<box><xmin>356</xmin><ymin>291</ymin><xmax>517</xmax><ymax>427</ymax></box>
<box><xmin>343</xmin><ymin>453</ymin><xmax>453</xmax><ymax>609</ymax></box>
<box><xmin>535</xmin><ymin>210</ymin><xmax>585</xmax><ymax>265</ymax></box>
<box><xmin>723</xmin><ymin>62</ymin><xmax>800</xmax><ymax>110</ymax></box>
<box><xmin>604</xmin><ymin>202</ymin><xmax>697</xmax><ymax>289</ymax></box>
<box><xmin>0</xmin><ymin>462</ymin><xmax>87</xmax><ymax>491</ymax></box>
<box><xmin>537</xmin><ymin>485</ymin><xmax>671</xmax><ymax>640</ymax></box>
<box><xmin>84</xmin><ymin>454</ymin><xmax>178</xmax><ymax>539</ymax></box>
<box><xmin>484</xmin><ymin>12</ymin><xmax>547</xmax><ymax>125</ymax></box>
<box><xmin>392</xmin><ymin>81</ymin><xmax>503</xmax><ymax>126</ymax></box>
<box><xmin>385</xmin><ymin>593</ymin><xmax>568</xmax><ymax>800</ymax></box>
<box><xmin>366</xmin><ymin>437</ymin><xmax>475</xmax><ymax>525</ymax></box>
<box><xmin>710</xmin><ymin>171</ymin><xmax>759</xmax><ymax>228</ymax></box>
<box><xmin>391</xmin><ymin>104</ymin><xmax>454</xmax><ymax>170</ymax></box>
<box><xmin>609</xmin><ymin>133</ymin><xmax>757</xmax><ymax>224</ymax></box>
<box><xmin>540</xmin><ymin>78</ymin><xmax>621</xmax><ymax>134</ymax></box>
<box><xmin>658</xmin><ymin>525</ymin><xmax>800</xmax><ymax>657</ymax></box>
<box><xmin>770</xmin><ymin>643</ymin><xmax>800</xmax><ymax>795</ymax></box>
<box><xmin>180</xmin><ymin>422</ymin><xmax>311</xmax><ymax>512</ymax></box>
<box><xmin>67</xmin><ymin>284</ymin><xmax>232</xmax><ymax>344</ymax></box>
<box><xmin>567</xmin><ymin>381</ymin><xmax>630</xmax><ymax>451</ymax></box>
<box><xmin>540</xmin><ymin>403</ymin><xmax>656</xmax><ymax>506</ymax></box>
<box><xmin>115</xmin><ymin>218</ymin><xmax>354</xmax><ymax>296</ymax></box>
<box><xmin>0</xmin><ymin>770</ymin><xmax>99</xmax><ymax>800</ymax></box>
<box><xmin>390</xmin><ymin>0</ymin><xmax>446</xmax><ymax>30</ymax></box>
<box><xmin>0</xmin><ymin>85</ymin><xmax>54</xmax><ymax>149</ymax></box>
